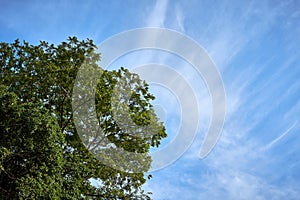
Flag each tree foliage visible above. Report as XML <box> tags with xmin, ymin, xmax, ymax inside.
<box><xmin>0</xmin><ymin>86</ymin><xmax>64</xmax><ymax>199</ymax></box>
<box><xmin>0</xmin><ymin>37</ymin><xmax>166</xmax><ymax>199</ymax></box>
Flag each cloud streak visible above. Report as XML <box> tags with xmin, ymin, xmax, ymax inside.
<box><xmin>262</xmin><ymin>121</ymin><xmax>298</xmax><ymax>151</ymax></box>
<box><xmin>146</xmin><ymin>0</ymin><xmax>168</xmax><ymax>27</ymax></box>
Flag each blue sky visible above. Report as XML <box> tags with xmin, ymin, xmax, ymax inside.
<box><xmin>1</xmin><ymin>0</ymin><xmax>300</xmax><ymax>199</ymax></box>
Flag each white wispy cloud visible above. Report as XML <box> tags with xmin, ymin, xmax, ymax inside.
<box><xmin>195</xmin><ymin>168</ymin><xmax>299</xmax><ymax>200</ymax></box>
<box><xmin>146</xmin><ymin>0</ymin><xmax>169</xmax><ymax>27</ymax></box>
<box><xmin>262</xmin><ymin>121</ymin><xmax>298</xmax><ymax>151</ymax></box>
<box><xmin>174</xmin><ymin>4</ymin><xmax>185</xmax><ymax>32</ymax></box>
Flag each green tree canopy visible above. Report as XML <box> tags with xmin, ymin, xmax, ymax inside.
<box><xmin>0</xmin><ymin>37</ymin><xmax>167</xmax><ymax>199</ymax></box>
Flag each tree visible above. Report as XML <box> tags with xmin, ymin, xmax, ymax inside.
<box><xmin>0</xmin><ymin>37</ymin><xmax>167</xmax><ymax>199</ymax></box>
